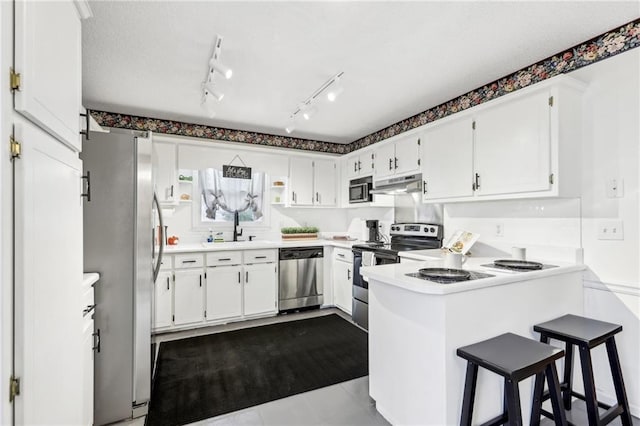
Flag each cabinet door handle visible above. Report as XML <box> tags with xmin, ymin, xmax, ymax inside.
<box><xmin>358</xmin><ymin>161</ymin><xmax>361</xmax><ymax>171</ymax></box>
<box><xmin>254</xmin><ymin>256</ymin><xmax>267</xmax><ymax>259</ymax></box>
<box><xmin>394</xmin><ymin>157</ymin><xmax>398</xmax><ymax>169</ymax></box>
<box><xmin>347</xmin><ymin>269</ymin><xmax>351</xmax><ymax>280</ymax></box>
<box><xmin>83</xmin><ymin>304</ymin><xmax>96</xmax><ymax>317</ymax></box>
<box><xmin>81</xmin><ymin>171</ymin><xmax>91</xmax><ymax>202</ymax></box>
<box><xmin>238</xmin><ymin>271</ymin><xmax>241</xmax><ymax>283</ymax></box>
<box><xmin>218</xmin><ymin>258</ymin><xmax>231</xmax><ymax>261</ymax></box>
<box><xmin>423</xmin><ymin>180</ymin><xmax>427</xmax><ymax>194</ymax></box>
<box><xmin>199</xmin><ymin>275</ymin><xmax>202</xmax><ymax>287</ymax></box>
<box><xmin>354</xmin><ymin>162</ymin><xmax>357</xmax><ymax>172</ymax></box>
<box><xmin>182</xmin><ymin>260</ymin><xmax>197</xmax><ymax>264</ymax></box>
<box><xmin>316</xmin><ymin>192</ymin><xmax>319</xmax><ymax>203</ymax></box>
<box><xmin>474</xmin><ymin>173</ymin><xmax>480</xmax><ymax>190</ymax></box>
<box><xmin>245</xmin><ymin>271</ymin><xmax>249</xmax><ymax>283</ymax></box>
<box><xmin>166</xmin><ymin>276</ymin><xmax>170</xmax><ymax>290</ymax></box>
<box><xmin>337</xmin><ymin>253</ymin><xmax>345</xmax><ymax>258</ymax></box>
<box><xmin>170</xmin><ymin>185</ymin><xmax>174</xmax><ymax>197</ymax></box>
<box><xmin>389</xmin><ymin>158</ymin><xmax>393</xmax><ymax>170</ymax></box>
<box><xmin>92</xmin><ymin>329</ymin><xmax>101</xmax><ymax>353</ymax></box>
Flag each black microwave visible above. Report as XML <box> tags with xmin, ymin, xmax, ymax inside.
<box><xmin>349</xmin><ymin>176</ymin><xmax>373</xmax><ymax>203</ymax></box>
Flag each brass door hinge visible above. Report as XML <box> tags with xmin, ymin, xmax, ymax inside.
<box><xmin>10</xmin><ymin>68</ymin><xmax>21</xmax><ymax>91</ymax></box>
<box><xmin>9</xmin><ymin>376</ymin><xmax>20</xmax><ymax>402</ymax></box>
<box><xmin>10</xmin><ymin>135</ymin><xmax>21</xmax><ymax>159</ymax></box>
<box><xmin>548</xmin><ymin>96</ymin><xmax>554</xmax><ymax>107</ymax></box>
<box><xmin>549</xmin><ymin>173</ymin><xmax>555</xmax><ymax>185</ymax></box>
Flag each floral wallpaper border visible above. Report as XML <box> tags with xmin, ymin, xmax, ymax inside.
<box><xmin>91</xmin><ymin>19</ymin><xmax>639</xmax><ymax>155</ymax></box>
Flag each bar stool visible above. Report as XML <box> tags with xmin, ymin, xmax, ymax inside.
<box><xmin>533</xmin><ymin>314</ymin><xmax>633</xmax><ymax>426</ymax></box>
<box><xmin>457</xmin><ymin>332</ymin><xmax>567</xmax><ymax>426</ymax></box>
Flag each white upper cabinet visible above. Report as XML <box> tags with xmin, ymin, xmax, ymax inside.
<box><xmin>153</xmin><ymin>141</ymin><xmax>178</xmax><ymax>205</ymax></box>
<box><xmin>313</xmin><ymin>159</ymin><xmax>337</xmax><ymax>206</ymax></box>
<box><xmin>14</xmin><ymin>0</ymin><xmax>82</xmax><ymax>152</ymax></box>
<box><xmin>374</xmin><ymin>134</ymin><xmax>421</xmax><ymax>179</ymax></box>
<box><xmin>421</xmin><ymin>117</ymin><xmax>474</xmax><ymax>200</ymax></box>
<box><xmin>419</xmin><ymin>75</ymin><xmax>584</xmax><ymax>203</ymax></box>
<box><xmin>289</xmin><ymin>157</ymin><xmax>337</xmax><ymax>207</ymax></box>
<box><xmin>473</xmin><ymin>90</ymin><xmax>551</xmax><ymax>196</ymax></box>
<box><xmin>346</xmin><ymin>149</ymin><xmax>374</xmax><ymax>179</ymax></box>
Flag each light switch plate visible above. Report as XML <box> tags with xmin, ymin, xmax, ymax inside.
<box><xmin>597</xmin><ymin>220</ymin><xmax>624</xmax><ymax>240</ymax></box>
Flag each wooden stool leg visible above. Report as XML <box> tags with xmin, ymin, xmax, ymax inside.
<box><xmin>578</xmin><ymin>345</ymin><xmax>600</xmax><ymax>425</ymax></box>
<box><xmin>530</xmin><ymin>372</ymin><xmax>546</xmax><ymax>426</ymax></box>
<box><xmin>504</xmin><ymin>377</ymin><xmax>523</xmax><ymax>426</ymax></box>
<box><xmin>605</xmin><ymin>337</ymin><xmax>633</xmax><ymax>426</ymax></box>
<box><xmin>545</xmin><ymin>362</ymin><xmax>568</xmax><ymax>426</ymax></box>
<box><xmin>460</xmin><ymin>362</ymin><xmax>478</xmax><ymax>426</ymax></box>
<box><xmin>562</xmin><ymin>343</ymin><xmax>573</xmax><ymax>410</ymax></box>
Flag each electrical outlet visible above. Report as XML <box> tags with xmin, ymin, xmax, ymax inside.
<box><xmin>605</xmin><ymin>178</ymin><xmax>624</xmax><ymax>198</ymax></box>
<box><xmin>597</xmin><ymin>220</ymin><xmax>624</xmax><ymax>240</ymax></box>
<box><xmin>495</xmin><ymin>223</ymin><xmax>504</xmax><ymax>237</ymax></box>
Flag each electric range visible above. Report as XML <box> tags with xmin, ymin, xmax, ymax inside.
<box><xmin>351</xmin><ymin>223</ymin><xmax>443</xmax><ymax>330</ymax></box>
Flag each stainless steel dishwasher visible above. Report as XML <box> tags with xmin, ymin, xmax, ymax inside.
<box><xmin>278</xmin><ymin>247</ymin><xmax>324</xmax><ymax>311</ymax></box>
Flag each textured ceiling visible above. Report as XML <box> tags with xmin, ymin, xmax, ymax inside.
<box><xmin>82</xmin><ymin>1</ymin><xmax>640</xmax><ymax>144</ymax></box>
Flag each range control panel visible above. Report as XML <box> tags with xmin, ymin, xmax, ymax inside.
<box><xmin>389</xmin><ymin>223</ymin><xmax>440</xmax><ymax>238</ymax></box>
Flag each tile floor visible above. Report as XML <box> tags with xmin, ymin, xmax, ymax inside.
<box><xmin>112</xmin><ymin>308</ymin><xmax>639</xmax><ymax>426</ymax></box>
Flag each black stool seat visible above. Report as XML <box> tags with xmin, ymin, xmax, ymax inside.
<box><xmin>533</xmin><ymin>314</ymin><xmax>632</xmax><ymax>426</ymax></box>
<box><xmin>457</xmin><ymin>333</ymin><xmax>567</xmax><ymax>426</ymax></box>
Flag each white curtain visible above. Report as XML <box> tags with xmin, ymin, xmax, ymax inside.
<box><xmin>199</xmin><ymin>168</ymin><xmax>264</xmax><ymax>222</ymax></box>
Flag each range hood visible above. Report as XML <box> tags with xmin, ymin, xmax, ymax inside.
<box><xmin>371</xmin><ymin>173</ymin><xmax>423</xmax><ymax>195</ymax></box>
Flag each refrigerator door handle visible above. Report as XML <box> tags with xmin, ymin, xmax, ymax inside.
<box><xmin>152</xmin><ymin>192</ymin><xmax>165</xmax><ymax>282</ymax></box>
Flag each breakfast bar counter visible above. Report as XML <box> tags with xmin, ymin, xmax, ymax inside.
<box><xmin>360</xmin><ymin>258</ymin><xmax>586</xmax><ymax>425</ymax></box>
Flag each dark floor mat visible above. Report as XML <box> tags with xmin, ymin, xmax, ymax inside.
<box><xmin>147</xmin><ymin>314</ymin><xmax>368</xmax><ymax>426</ymax></box>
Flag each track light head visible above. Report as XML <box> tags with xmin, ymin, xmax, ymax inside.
<box><xmin>302</xmin><ymin>105</ymin><xmax>317</xmax><ymax>120</ymax></box>
<box><xmin>204</xmin><ymin>82</ymin><xmax>224</xmax><ymax>101</ymax></box>
<box><xmin>209</xmin><ymin>59</ymin><xmax>233</xmax><ymax>79</ymax></box>
<box><xmin>201</xmin><ymin>94</ymin><xmax>216</xmax><ymax>118</ymax></box>
<box><xmin>327</xmin><ymin>85</ymin><xmax>344</xmax><ymax>102</ymax></box>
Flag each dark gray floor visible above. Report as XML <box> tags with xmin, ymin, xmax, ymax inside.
<box><xmin>540</xmin><ymin>399</ymin><xmax>640</xmax><ymax>426</ymax></box>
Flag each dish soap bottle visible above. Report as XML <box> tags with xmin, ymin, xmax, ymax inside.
<box><xmin>207</xmin><ymin>228</ymin><xmax>214</xmax><ymax>243</ymax></box>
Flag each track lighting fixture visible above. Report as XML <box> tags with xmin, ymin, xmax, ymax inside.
<box><xmin>200</xmin><ymin>34</ymin><xmax>232</xmax><ymax>117</ymax></box>
<box><xmin>284</xmin><ymin>71</ymin><xmax>344</xmax><ymax>134</ymax></box>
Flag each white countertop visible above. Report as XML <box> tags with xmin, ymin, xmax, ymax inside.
<box><xmin>159</xmin><ymin>238</ymin><xmax>359</xmax><ymax>254</ymax></box>
<box><xmin>361</xmin><ymin>255</ymin><xmax>586</xmax><ymax>296</ymax></box>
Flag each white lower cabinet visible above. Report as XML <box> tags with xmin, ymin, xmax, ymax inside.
<box><xmin>173</xmin><ymin>269</ymin><xmax>204</xmax><ymax>326</ymax></box>
<box><xmin>332</xmin><ymin>248</ymin><xmax>353</xmax><ymax>314</ymax></box>
<box><xmin>244</xmin><ymin>263</ymin><xmax>278</xmax><ymax>316</ymax></box>
<box><xmin>154</xmin><ymin>271</ymin><xmax>173</xmax><ymax>329</ymax></box>
<box><xmin>206</xmin><ymin>265</ymin><xmax>243</xmax><ymax>321</ymax></box>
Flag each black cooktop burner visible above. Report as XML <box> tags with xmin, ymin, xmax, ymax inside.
<box><xmin>480</xmin><ymin>263</ymin><xmax>558</xmax><ymax>272</ymax></box>
<box><xmin>405</xmin><ymin>270</ymin><xmax>494</xmax><ymax>284</ymax></box>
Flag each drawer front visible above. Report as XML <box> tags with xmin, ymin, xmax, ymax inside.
<box><xmin>244</xmin><ymin>249</ymin><xmax>277</xmax><ymax>264</ymax></box>
<box><xmin>206</xmin><ymin>251</ymin><xmax>242</xmax><ymax>266</ymax></box>
<box><xmin>81</xmin><ymin>283</ymin><xmax>95</xmax><ymax>319</ymax></box>
<box><xmin>159</xmin><ymin>255</ymin><xmax>172</xmax><ymax>270</ymax></box>
<box><xmin>174</xmin><ymin>253</ymin><xmax>204</xmax><ymax>269</ymax></box>
<box><xmin>334</xmin><ymin>248</ymin><xmax>353</xmax><ymax>263</ymax></box>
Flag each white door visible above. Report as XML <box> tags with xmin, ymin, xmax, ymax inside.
<box><xmin>314</xmin><ymin>159</ymin><xmax>336</xmax><ymax>206</ymax></box>
<box><xmin>474</xmin><ymin>90</ymin><xmax>552</xmax><ymax>196</ymax></box>
<box><xmin>394</xmin><ymin>135</ymin><xmax>421</xmax><ymax>176</ymax></box>
<box><xmin>174</xmin><ymin>269</ymin><xmax>204</xmax><ymax>325</ymax></box>
<box><xmin>422</xmin><ymin>118</ymin><xmax>474</xmax><ymax>200</ymax></box>
<box><xmin>373</xmin><ymin>143</ymin><xmax>396</xmax><ymax>179</ymax></box>
<box><xmin>14</xmin><ymin>119</ymin><xmax>84</xmax><ymax>425</ymax></box>
<box><xmin>206</xmin><ymin>266</ymin><xmax>242</xmax><ymax>321</ymax></box>
<box><xmin>289</xmin><ymin>158</ymin><xmax>314</xmax><ymax>205</ymax></box>
<box><xmin>153</xmin><ymin>271</ymin><xmax>173</xmax><ymax>329</ymax></box>
<box><xmin>153</xmin><ymin>141</ymin><xmax>178</xmax><ymax>204</ymax></box>
<box><xmin>14</xmin><ymin>0</ymin><xmax>82</xmax><ymax>151</ymax></box>
<box><xmin>332</xmin><ymin>260</ymin><xmax>352</xmax><ymax>314</ymax></box>
<box><xmin>244</xmin><ymin>263</ymin><xmax>277</xmax><ymax>316</ymax></box>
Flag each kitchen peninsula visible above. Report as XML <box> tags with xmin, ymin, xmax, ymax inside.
<box><xmin>360</xmin><ymin>257</ymin><xmax>585</xmax><ymax>425</ymax></box>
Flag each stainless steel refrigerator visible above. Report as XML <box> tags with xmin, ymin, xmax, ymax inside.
<box><xmin>81</xmin><ymin>129</ymin><xmax>164</xmax><ymax>425</ymax></box>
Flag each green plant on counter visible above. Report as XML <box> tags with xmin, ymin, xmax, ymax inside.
<box><xmin>281</xmin><ymin>226</ymin><xmax>319</xmax><ymax>234</ymax></box>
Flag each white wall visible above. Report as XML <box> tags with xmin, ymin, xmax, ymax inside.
<box><xmin>444</xmin><ymin>48</ymin><xmax>640</xmax><ymax>415</ymax></box>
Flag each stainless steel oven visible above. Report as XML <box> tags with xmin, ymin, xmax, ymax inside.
<box><xmin>351</xmin><ymin>223</ymin><xmax>443</xmax><ymax>330</ymax></box>
<box><xmin>349</xmin><ymin>176</ymin><xmax>373</xmax><ymax>204</ymax></box>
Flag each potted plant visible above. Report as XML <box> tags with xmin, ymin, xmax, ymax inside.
<box><xmin>281</xmin><ymin>226</ymin><xmax>319</xmax><ymax>240</ymax></box>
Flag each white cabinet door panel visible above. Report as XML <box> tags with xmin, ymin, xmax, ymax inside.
<box><xmin>314</xmin><ymin>159</ymin><xmax>336</xmax><ymax>206</ymax></box>
<box><xmin>289</xmin><ymin>158</ymin><xmax>314</xmax><ymax>205</ymax></box>
<box><xmin>154</xmin><ymin>271</ymin><xmax>173</xmax><ymax>329</ymax></box>
<box><xmin>373</xmin><ymin>143</ymin><xmax>396</xmax><ymax>179</ymax></box>
<box><xmin>394</xmin><ymin>135</ymin><xmax>421</xmax><ymax>176</ymax></box>
<box><xmin>332</xmin><ymin>260</ymin><xmax>352</xmax><ymax>314</ymax></box>
<box><xmin>153</xmin><ymin>142</ymin><xmax>178</xmax><ymax>204</ymax></box>
<box><xmin>474</xmin><ymin>90</ymin><xmax>551</xmax><ymax>196</ymax></box>
<box><xmin>14</xmin><ymin>119</ymin><xmax>84</xmax><ymax>425</ymax></box>
<box><xmin>174</xmin><ymin>270</ymin><xmax>204</xmax><ymax>325</ymax></box>
<box><xmin>422</xmin><ymin>118</ymin><xmax>474</xmax><ymax>200</ymax></box>
<box><xmin>206</xmin><ymin>266</ymin><xmax>242</xmax><ymax>321</ymax></box>
<box><xmin>14</xmin><ymin>0</ymin><xmax>82</xmax><ymax>151</ymax></box>
<box><xmin>244</xmin><ymin>263</ymin><xmax>277</xmax><ymax>316</ymax></box>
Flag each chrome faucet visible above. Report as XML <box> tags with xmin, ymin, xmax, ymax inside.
<box><xmin>233</xmin><ymin>210</ymin><xmax>243</xmax><ymax>242</ymax></box>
